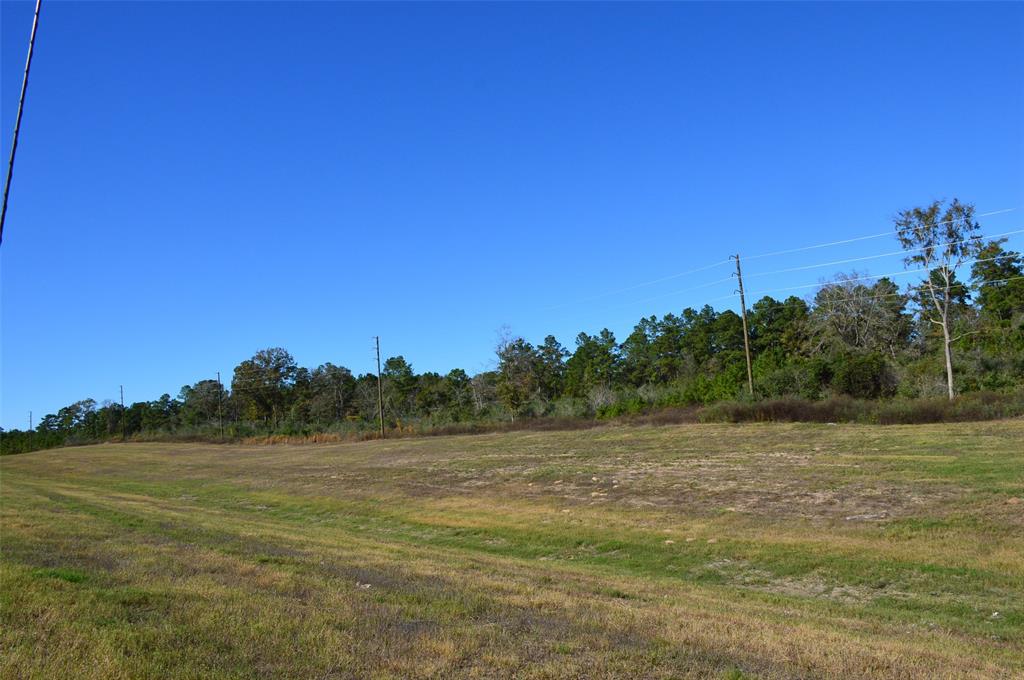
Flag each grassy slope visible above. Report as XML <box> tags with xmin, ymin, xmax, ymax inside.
<box><xmin>1</xmin><ymin>422</ymin><xmax>1022</xmax><ymax>679</ymax></box>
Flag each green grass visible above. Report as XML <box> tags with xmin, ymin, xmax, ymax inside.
<box><xmin>2</xmin><ymin>421</ymin><xmax>1023</xmax><ymax>678</ymax></box>
<box><xmin>30</xmin><ymin>567</ymin><xmax>88</xmax><ymax>583</ymax></box>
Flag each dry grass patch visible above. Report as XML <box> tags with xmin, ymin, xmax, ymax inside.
<box><xmin>2</xmin><ymin>421</ymin><xmax>1023</xmax><ymax>678</ymax></box>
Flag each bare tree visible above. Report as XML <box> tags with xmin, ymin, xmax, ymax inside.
<box><xmin>811</xmin><ymin>274</ymin><xmax>912</xmax><ymax>360</ymax></box>
<box><xmin>895</xmin><ymin>199</ymin><xmax>983</xmax><ymax>400</ymax></box>
<box><xmin>470</xmin><ymin>372</ymin><xmax>497</xmax><ymax>414</ymax></box>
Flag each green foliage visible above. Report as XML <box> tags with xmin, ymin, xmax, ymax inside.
<box><xmin>564</xmin><ymin>329</ymin><xmax>618</xmax><ymax>398</ymax></box>
<box><xmin>754</xmin><ymin>357</ymin><xmax>830</xmax><ymax>400</ymax></box>
<box><xmin>31</xmin><ymin>567</ymin><xmax>87</xmax><ymax>583</ymax></box>
<box><xmin>13</xmin><ymin>198</ymin><xmax>1024</xmax><ymax>450</ymax></box>
<box><xmin>231</xmin><ymin>347</ymin><xmax>298</xmax><ymax>424</ymax></box>
<box><xmin>0</xmin><ymin>429</ymin><xmax>66</xmax><ymax>455</ymax></box>
<box><xmin>496</xmin><ymin>336</ymin><xmax>540</xmax><ymax>419</ymax></box>
<box><xmin>895</xmin><ymin>199</ymin><xmax>987</xmax><ymax>400</ymax></box>
<box><xmin>832</xmin><ymin>353</ymin><xmax>896</xmax><ymax>399</ymax></box>
<box><xmin>382</xmin><ymin>355</ymin><xmax>418</xmax><ymax>420</ymax></box>
<box><xmin>973</xmin><ymin>241</ymin><xmax>1024</xmax><ymax>321</ymax></box>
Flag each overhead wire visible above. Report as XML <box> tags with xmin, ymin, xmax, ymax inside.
<box><xmin>708</xmin><ymin>254</ymin><xmax>1021</xmax><ymax>306</ymax></box>
<box><xmin>543</xmin><ymin>258</ymin><xmax>732</xmax><ymax>310</ymax></box>
<box><xmin>543</xmin><ymin>207</ymin><xmax>1016</xmax><ymax>312</ymax></box>
<box><xmin>605</xmin><ymin>275</ymin><xmax>736</xmax><ymax>309</ymax></box>
<box><xmin>701</xmin><ymin>275</ymin><xmax>1024</xmax><ymax>318</ymax></box>
<box><xmin>743</xmin><ymin>227</ymin><xmax>1024</xmax><ymax>279</ymax></box>
<box><xmin>742</xmin><ymin>207</ymin><xmax>1016</xmax><ymax>261</ymax></box>
<box><xmin>750</xmin><ymin>252</ymin><xmax>1017</xmax><ymax>298</ymax></box>
<box><xmin>601</xmin><ymin>232</ymin><xmax>1022</xmax><ymax>319</ymax></box>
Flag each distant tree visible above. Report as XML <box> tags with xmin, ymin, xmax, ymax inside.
<box><xmin>617</xmin><ymin>313</ymin><xmax>691</xmax><ymax>387</ymax></box>
<box><xmin>307</xmin><ymin>363</ymin><xmax>355</xmax><ymax>424</ymax></box>
<box><xmin>442</xmin><ymin>369</ymin><xmax>474</xmax><ymax>419</ymax></box>
<box><xmin>679</xmin><ymin>306</ymin><xmax>720</xmax><ymax>365</ymax></box>
<box><xmin>564</xmin><ymin>329</ymin><xmax>618</xmax><ymax>398</ymax></box>
<box><xmin>414</xmin><ymin>372</ymin><xmax>448</xmax><ymax>418</ymax></box>
<box><xmin>710</xmin><ymin>310</ymin><xmax>746</xmax><ymax>356</ymax></box>
<box><xmin>620</xmin><ymin>317</ymin><xmax>658</xmax><ymax>387</ymax></box>
<box><xmin>535</xmin><ymin>335</ymin><xmax>569</xmax><ymax>400</ymax></box>
<box><xmin>36</xmin><ymin>413</ymin><xmax>62</xmax><ymax>433</ymax></box>
<box><xmin>15</xmin><ymin>197</ymin><xmax>1024</xmax><ymax>449</ymax></box>
<box><xmin>56</xmin><ymin>399</ymin><xmax>96</xmax><ymax>432</ymax></box>
<box><xmin>895</xmin><ymin>199</ymin><xmax>984</xmax><ymax>399</ymax></box>
<box><xmin>288</xmin><ymin>367</ymin><xmax>313</xmax><ymax>422</ymax></box>
<box><xmin>470</xmin><ymin>371</ymin><xmax>498</xmax><ymax>414</ymax></box>
<box><xmin>750</xmin><ymin>296</ymin><xmax>811</xmax><ymax>358</ymax></box>
<box><xmin>909</xmin><ymin>268</ymin><xmax>973</xmax><ymax>347</ymax></box>
<box><xmin>810</xmin><ymin>275</ymin><xmax>912</xmax><ymax>359</ymax></box>
<box><xmin>651</xmin><ymin>313</ymin><xmax>694</xmax><ymax>383</ymax></box>
<box><xmin>353</xmin><ymin>374</ymin><xmax>384</xmax><ymax>423</ymax></box>
<box><xmin>382</xmin><ymin>356</ymin><xmax>417</xmax><ymax>420</ymax></box>
<box><xmin>139</xmin><ymin>394</ymin><xmax>179</xmax><ymax>431</ymax></box>
<box><xmin>496</xmin><ymin>334</ymin><xmax>539</xmax><ymax>421</ymax></box>
<box><xmin>179</xmin><ymin>379</ymin><xmax>226</xmax><ymax>426</ymax></box>
<box><xmin>969</xmin><ymin>240</ymin><xmax>1024</xmax><ymax>370</ymax></box>
<box><xmin>231</xmin><ymin>347</ymin><xmax>298</xmax><ymax>424</ymax></box>
<box><xmin>972</xmin><ymin>240</ymin><xmax>1024</xmax><ymax>323</ymax></box>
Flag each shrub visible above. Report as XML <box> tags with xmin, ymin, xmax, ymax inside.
<box><xmin>551</xmin><ymin>397</ymin><xmax>590</xmax><ymax>419</ymax></box>
<box><xmin>831</xmin><ymin>353</ymin><xmax>896</xmax><ymax>399</ymax></box>
<box><xmin>699</xmin><ymin>396</ymin><xmax>870</xmax><ymax>423</ymax></box>
<box><xmin>699</xmin><ymin>391</ymin><xmax>1024</xmax><ymax>424</ymax></box>
<box><xmin>873</xmin><ymin>398</ymin><xmax>948</xmax><ymax>424</ymax></box>
<box><xmin>596</xmin><ymin>395</ymin><xmax>646</xmax><ymax>419</ymax></box>
<box><xmin>755</xmin><ymin>359</ymin><xmax>830</xmax><ymax>400</ymax></box>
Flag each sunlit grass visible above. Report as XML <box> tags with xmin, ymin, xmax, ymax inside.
<box><xmin>2</xmin><ymin>421</ymin><xmax>1022</xmax><ymax>678</ymax></box>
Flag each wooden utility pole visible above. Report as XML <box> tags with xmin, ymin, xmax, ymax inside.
<box><xmin>375</xmin><ymin>336</ymin><xmax>385</xmax><ymax>439</ymax></box>
<box><xmin>29</xmin><ymin>411</ymin><xmax>32</xmax><ymax>431</ymax></box>
<box><xmin>0</xmin><ymin>0</ymin><xmax>42</xmax><ymax>247</ymax></box>
<box><xmin>216</xmin><ymin>371</ymin><xmax>224</xmax><ymax>440</ymax></box>
<box><xmin>120</xmin><ymin>385</ymin><xmax>126</xmax><ymax>441</ymax></box>
<box><xmin>732</xmin><ymin>254</ymin><xmax>754</xmax><ymax>396</ymax></box>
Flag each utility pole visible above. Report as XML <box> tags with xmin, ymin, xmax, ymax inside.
<box><xmin>216</xmin><ymin>371</ymin><xmax>224</xmax><ymax>440</ymax></box>
<box><xmin>732</xmin><ymin>254</ymin><xmax>754</xmax><ymax>396</ymax></box>
<box><xmin>0</xmin><ymin>0</ymin><xmax>42</xmax><ymax>247</ymax></box>
<box><xmin>119</xmin><ymin>385</ymin><xmax>126</xmax><ymax>441</ymax></box>
<box><xmin>375</xmin><ymin>336</ymin><xmax>385</xmax><ymax>439</ymax></box>
<box><xmin>29</xmin><ymin>411</ymin><xmax>32</xmax><ymax>431</ymax></box>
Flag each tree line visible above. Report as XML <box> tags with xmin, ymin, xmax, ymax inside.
<box><xmin>3</xmin><ymin>199</ymin><xmax>1023</xmax><ymax>454</ymax></box>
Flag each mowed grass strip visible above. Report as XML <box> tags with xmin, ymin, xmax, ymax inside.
<box><xmin>2</xmin><ymin>422</ymin><xmax>1022</xmax><ymax>678</ymax></box>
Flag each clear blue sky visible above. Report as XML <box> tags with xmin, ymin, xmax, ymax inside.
<box><xmin>2</xmin><ymin>2</ymin><xmax>1022</xmax><ymax>429</ymax></box>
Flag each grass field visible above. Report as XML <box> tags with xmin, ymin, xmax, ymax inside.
<box><xmin>2</xmin><ymin>421</ymin><xmax>1023</xmax><ymax>679</ymax></box>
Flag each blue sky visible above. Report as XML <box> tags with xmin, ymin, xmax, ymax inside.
<box><xmin>2</xmin><ymin>1</ymin><xmax>1022</xmax><ymax>428</ymax></box>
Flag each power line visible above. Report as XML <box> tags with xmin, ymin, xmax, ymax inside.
<box><xmin>559</xmin><ymin>243</ymin><xmax>1023</xmax><ymax>330</ymax></box>
<box><xmin>609</xmin><ymin>275</ymin><xmax>736</xmax><ymax>309</ymax></box>
<box><xmin>704</xmin><ymin>274</ymin><xmax>1024</xmax><ymax>317</ymax></box>
<box><xmin>612</xmin><ymin>228</ymin><xmax>1024</xmax><ymax>314</ymax></box>
<box><xmin>743</xmin><ymin>207</ymin><xmax>1016</xmax><ymax>261</ymax></box>
<box><xmin>543</xmin><ymin>258</ymin><xmax>732</xmax><ymax>311</ymax></box>
<box><xmin>543</xmin><ymin>207</ymin><xmax>1016</xmax><ymax>312</ymax></box>
<box><xmin>744</xmin><ymin>227</ymin><xmax>1024</xmax><ymax>280</ymax></box>
<box><xmin>738</xmin><ymin>252</ymin><xmax>1018</xmax><ymax>299</ymax></box>
<box><xmin>0</xmin><ymin>0</ymin><xmax>41</xmax><ymax>247</ymax></box>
